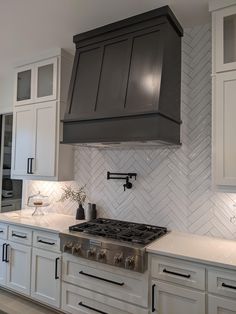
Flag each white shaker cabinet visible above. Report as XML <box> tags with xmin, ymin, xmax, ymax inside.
<box><xmin>11</xmin><ymin>49</ymin><xmax>74</xmax><ymax>181</ymax></box>
<box><xmin>0</xmin><ymin>240</ymin><xmax>7</xmax><ymax>286</ymax></box>
<box><xmin>6</xmin><ymin>241</ymin><xmax>31</xmax><ymax>295</ymax></box>
<box><xmin>210</xmin><ymin>3</ymin><xmax>236</xmax><ymax>189</ymax></box>
<box><xmin>11</xmin><ymin>101</ymin><xmax>57</xmax><ymax>179</ymax></box>
<box><xmin>31</xmin><ymin>248</ymin><xmax>61</xmax><ymax>308</ymax></box>
<box><xmin>208</xmin><ymin>295</ymin><xmax>236</xmax><ymax>314</ymax></box>
<box><xmin>14</xmin><ymin>57</ymin><xmax>57</xmax><ymax>106</ymax></box>
<box><xmin>213</xmin><ymin>71</ymin><xmax>236</xmax><ymax>186</ymax></box>
<box><xmin>151</xmin><ymin>280</ymin><xmax>205</xmax><ymax>314</ymax></box>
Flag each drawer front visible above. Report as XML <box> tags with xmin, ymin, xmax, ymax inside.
<box><xmin>33</xmin><ymin>231</ymin><xmax>60</xmax><ymax>252</ymax></box>
<box><xmin>8</xmin><ymin>225</ymin><xmax>32</xmax><ymax>245</ymax></box>
<box><xmin>62</xmin><ymin>282</ymin><xmax>148</xmax><ymax>314</ymax></box>
<box><xmin>208</xmin><ymin>268</ymin><xmax>236</xmax><ymax>298</ymax></box>
<box><xmin>62</xmin><ymin>254</ymin><xmax>149</xmax><ymax>307</ymax></box>
<box><xmin>0</xmin><ymin>224</ymin><xmax>8</xmax><ymax>240</ymax></box>
<box><xmin>151</xmin><ymin>255</ymin><xmax>205</xmax><ymax>290</ymax></box>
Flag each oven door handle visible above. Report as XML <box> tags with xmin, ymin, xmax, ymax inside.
<box><xmin>79</xmin><ymin>271</ymin><xmax>125</xmax><ymax>286</ymax></box>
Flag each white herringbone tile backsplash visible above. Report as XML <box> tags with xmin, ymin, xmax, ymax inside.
<box><xmin>24</xmin><ymin>24</ymin><xmax>236</xmax><ymax>240</ymax></box>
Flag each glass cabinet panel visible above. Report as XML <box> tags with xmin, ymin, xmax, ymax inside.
<box><xmin>37</xmin><ymin>63</ymin><xmax>54</xmax><ymax>98</ymax></box>
<box><xmin>224</xmin><ymin>14</ymin><xmax>236</xmax><ymax>64</ymax></box>
<box><xmin>17</xmin><ymin>69</ymin><xmax>31</xmax><ymax>101</ymax></box>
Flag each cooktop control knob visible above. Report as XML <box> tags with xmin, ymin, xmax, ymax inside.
<box><xmin>97</xmin><ymin>249</ymin><xmax>106</xmax><ymax>261</ymax></box>
<box><xmin>87</xmin><ymin>248</ymin><xmax>96</xmax><ymax>258</ymax></box>
<box><xmin>125</xmin><ymin>256</ymin><xmax>135</xmax><ymax>269</ymax></box>
<box><xmin>114</xmin><ymin>253</ymin><xmax>123</xmax><ymax>264</ymax></box>
<box><xmin>72</xmin><ymin>244</ymin><xmax>81</xmax><ymax>255</ymax></box>
<box><xmin>63</xmin><ymin>241</ymin><xmax>73</xmax><ymax>252</ymax></box>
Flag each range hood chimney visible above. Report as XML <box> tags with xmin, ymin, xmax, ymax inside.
<box><xmin>62</xmin><ymin>6</ymin><xmax>183</xmax><ymax>146</ymax></box>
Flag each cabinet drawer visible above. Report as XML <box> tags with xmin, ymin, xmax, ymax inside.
<box><xmin>0</xmin><ymin>224</ymin><xmax>8</xmax><ymax>240</ymax></box>
<box><xmin>62</xmin><ymin>254</ymin><xmax>149</xmax><ymax>307</ymax></box>
<box><xmin>62</xmin><ymin>282</ymin><xmax>148</xmax><ymax>314</ymax></box>
<box><xmin>8</xmin><ymin>225</ymin><xmax>32</xmax><ymax>245</ymax></box>
<box><xmin>208</xmin><ymin>268</ymin><xmax>236</xmax><ymax>299</ymax></box>
<box><xmin>151</xmin><ymin>255</ymin><xmax>205</xmax><ymax>290</ymax></box>
<box><xmin>33</xmin><ymin>231</ymin><xmax>60</xmax><ymax>252</ymax></box>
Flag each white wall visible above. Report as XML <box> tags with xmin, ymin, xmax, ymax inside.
<box><xmin>25</xmin><ymin>24</ymin><xmax>236</xmax><ymax>240</ymax></box>
<box><xmin>0</xmin><ymin>71</ymin><xmax>14</xmax><ymax>114</ymax></box>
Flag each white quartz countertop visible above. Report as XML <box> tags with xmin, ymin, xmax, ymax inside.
<box><xmin>0</xmin><ymin>210</ymin><xmax>84</xmax><ymax>233</ymax></box>
<box><xmin>146</xmin><ymin>231</ymin><xmax>236</xmax><ymax>270</ymax></box>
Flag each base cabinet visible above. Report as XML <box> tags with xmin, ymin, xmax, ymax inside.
<box><xmin>31</xmin><ymin>248</ymin><xmax>61</xmax><ymax>308</ymax></box>
<box><xmin>0</xmin><ymin>240</ymin><xmax>7</xmax><ymax>286</ymax></box>
<box><xmin>6</xmin><ymin>241</ymin><xmax>31</xmax><ymax>295</ymax></box>
<box><xmin>152</xmin><ymin>280</ymin><xmax>205</xmax><ymax>314</ymax></box>
<box><xmin>208</xmin><ymin>295</ymin><xmax>236</xmax><ymax>314</ymax></box>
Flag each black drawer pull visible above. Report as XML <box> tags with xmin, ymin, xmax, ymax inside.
<box><xmin>222</xmin><ymin>283</ymin><xmax>236</xmax><ymax>290</ymax></box>
<box><xmin>0</xmin><ymin>230</ymin><xmax>4</xmax><ymax>233</ymax></box>
<box><xmin>38</xmin><ymin>239</ymin><xmax>55</xmax><ymax>246</ymax></box>
<box><xmin>79</xmin><ymin>271</ymin><xmax>124</xmax><ymax>286</ymax></box>
<box><xmin>5</xmin><ymin>244</ymin><xmax>9</xmax><ymax>263</ymax></box>
<box><xmin>152</xmin><ymin>284</ymin><xmax>156</xmax><ymax>312</ymax></box>
<box><xmin>163</xmin><ymin>268</ymin><xmax>191</xmax><ymax>279</ymax></box>
<box><xmin>55</xmin><ymin>257</ymin><xmax>60</xmax><ymax>279</ymax></box>
<box><xmin>12</xmin><ymin>233</ymin><xmax>27</xmax><ymax>239</ymax></box>
<box><xmin>78</xmin><ymin>302</ymin><xmax>107</xmax><ymax>314</ymax></box>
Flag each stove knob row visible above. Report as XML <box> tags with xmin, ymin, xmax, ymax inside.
<box><xmin>114</xmin><ymin>253</ymin><xmax>123</xmax><ymax>264</ymax></box>
<box><xmin>125</xmin><ymin>256</ymin><xmax>135</xmax><ymax>269</ymax></box>
<box><xmin>63</xmin><ymin>241</ymin><xmax>74</xmax><ymax>252</ymax></box>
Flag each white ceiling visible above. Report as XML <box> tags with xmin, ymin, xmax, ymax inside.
<box><xmin>0</xmin><ymin>0</ymin><xmax>209</xmax><ymax>79</ymax></box>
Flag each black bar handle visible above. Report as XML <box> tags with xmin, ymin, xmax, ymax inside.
<box><xmin>0</xmin><ymin>230</ymin><xmax>4</xmax><ymax>233</ymax></box>
<box><xmin>2</xmin><ymin>243</ymin><xmax>6</xmax><ymax>262</ymax></box>
<box><xmin>29</xmin><ymin>158</ymin><xmax>34</xmax><ymax>174</ymax></box>
<box><xmin>78</xmin><ymin>302</ymin><xmax>107</xmax><ymax>314</ymax></box>
<box><xmin>27</xmin><ymin>158</ymin><xmax>30</xmax><ymax>174</ymax></box>
<box><xmin>222</xmin><ymin>282</ymin><xmax>236</xmax><ymax>290</ymax></box>
<box><xmin>12</xmin><ymin>233</ymin><xmax>27</xmax><ymax>239</ymax></box>
<box><xmin>38</xmin><ymin>239</ymin><xmax>55</xmax><ymax>246</ymax></box>
<box><xmin>55</xmin><ymin>257</ymin><xmax>59</xmax><ymax>279</ymax></box>
<box><xmin>152</xmin><ymin>284</ymin><xmax>156</xmax><ymax>312</ymax></box>
<box><xmin>5</xmin><ymin>244</ymin><xmax>9</xmax><ymax>263</ymax></box>
<box><xmin>79</xmin><ymin>271</ymin><xmax>125</xmax><ymax>286</ymax></box>
<box><xmin>163</xmin><ymin>268</ymin><xmax>191</xmax><ymax>279</ymax></box>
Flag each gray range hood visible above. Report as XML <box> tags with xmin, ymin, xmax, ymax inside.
<box><xmin>62</xmin><ymin>6</ymin><xmax>183</xmax><ymax>146</ymax></box>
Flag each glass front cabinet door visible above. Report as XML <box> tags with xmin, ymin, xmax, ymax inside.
<box><xmin>14</xmin><ymin>57</ymin><xmax>57</xmax><ymax>106</ymax></box>
<box><xmin>214</xmin><ymin>5</ymin><xmax>236</xmax><ymax>72</ymax></box>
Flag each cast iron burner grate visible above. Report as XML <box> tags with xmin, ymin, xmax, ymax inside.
<box><xmin>69</xmin><ymin>218</ymin><xmax>167</xmax><ymax>245</ymax></box>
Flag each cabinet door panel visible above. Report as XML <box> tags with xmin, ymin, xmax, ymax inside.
<box><xmin>34</xmin><ymin>101</ymin><xmax>57</xmax><ymax>177</ymax></box>
<box><xmin>214</xmin><ymin>71</ymin><xmax>236</xmax><ymax>186</ymax></box>
<box><xmin>208</xmin><ymin>295</ymin><xmax>236</xmax><ymax>314</ymax></box>
<box><xmin>125</xmin><ymin>29</ymin><xmax>163</xmax><ymax>114</ymax></box>
<box><xmin>6</xmin><ymin>242</ymin><xmax>31</xmax><ymax>295</ymax></box>
<box><xmin>152</xmin><ymin>280</ymin><xmax>205</xmax><ymax>314</ymax></box>
<box><xmin>11</xmin><ymin>105</ymin><xmax>35</xmax><ymax>176</ymax></box>
<box><xmin>14</xmin><ymin>64</ymin><xmax>34</xmax><ymax>106</ymax></box>
<box><xmin>69</xmin><ymin>47</ymin><xmax>103</xmax><ymax>116</ymax></box>
<box><xmin>0</xmin><ymin>240</ymin><xmax>7</xmax><ymax>286</ymax></box>
<box><xmin>35</xmin><ymin>57</ymin><xmax>57</xmax><ymax>102</ymax></box>
<box><xmin>31</xmin><ymin>248</ymin><xmax>60</xmax><ymax>308</ymax></box>
<box><xmin>95</xmin><ymin>38</ymin><xmax>131</xmax><ymax>115</ymax></box>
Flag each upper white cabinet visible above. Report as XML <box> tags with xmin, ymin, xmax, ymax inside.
<box><xmin>213</xmin><ymin>5</ymin><xmax>236</xmax><ymax>72</ymax></box>
<box><xmin>14</xmin><ymin>57</ymin><xmax>57</xmax><ymax>106</ymax></box>
<box><xmin>210</xmin><ymin>2</ymin><xmax>236</xmax><ymax>189</ymax></box>
<box><xmin>11</xmin><ymin>49</ymin><xmax>74</xmax><ymax>181</ymax></box>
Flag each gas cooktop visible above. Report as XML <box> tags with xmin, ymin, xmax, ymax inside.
<box><xmin>60</xmin><ymin>218</ymin><xmax>168</xmax><ymax>273</ymax></box>
<box><xmin>69</xmin><ymin>218</ymin><xmax>167</xmax><ymax>246</ymax></box>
